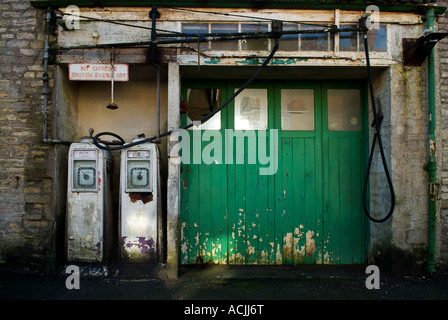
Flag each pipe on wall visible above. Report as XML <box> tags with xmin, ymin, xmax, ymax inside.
<box><xmin>426</xmin><ymin>7</ymin><xmax>437</xmax><ymax>276</ymax></box>
<box><xmin>43</xmin><ymin>7</ymin><xmax>71</xmax><ymax>145</ymax></box>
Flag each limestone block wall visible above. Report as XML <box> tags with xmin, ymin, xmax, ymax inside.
<box><xmin>0</xmin><ymin>1</ymin><xmax>56</xmax><ymax>272</ymax></box>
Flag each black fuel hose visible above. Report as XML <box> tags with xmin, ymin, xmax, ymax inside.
<box><xmin>362</xmin><ymin>33</ymin><xmax>396</xmax><ymax>223</ymax></box>
<box><xmin>93</xmin><ymin>37</ymin><xmax>280</xmax><ymax>151</ymax></box>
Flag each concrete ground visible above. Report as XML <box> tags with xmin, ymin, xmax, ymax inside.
<box><xmin>1</xmin><ymin>264</ymin><xmax>447</xmax><ymax>301</ymax></box>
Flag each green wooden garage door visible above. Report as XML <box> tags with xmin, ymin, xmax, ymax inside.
<box><xmin>180</xmin><ymin>80</ymin><xmax>368</xmax><ymax>265</ymax></box>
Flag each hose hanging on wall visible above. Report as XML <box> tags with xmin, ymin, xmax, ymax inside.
<box><xmin>362</xmin><ymin>32</ymin><xmax>396</xmax><ymax>223</ymax></box>
<box><xmin>93</xmin><ymin>37</ymin><xmax>280</xmax><ymax>151</ymax></box>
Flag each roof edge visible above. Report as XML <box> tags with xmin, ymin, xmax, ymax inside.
<box><xmin>30</xmin><ymin>1</ymin><xmax>447</xmax><ymax>15</ymax></box>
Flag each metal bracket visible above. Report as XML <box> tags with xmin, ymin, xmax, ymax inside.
<box><xmin>403</xmin><ymin>32</ymin><xmax>448</xmax><ymax>66</ymax></box>
<box><xmin>148</xmin><ymin>5</ymin><xmax>161</xmax><ymax>66</ymax></box>
<box><xmin>371</xmin><ymin>98</ymin><xmax>384</xmax><ymax>128</ymax></box>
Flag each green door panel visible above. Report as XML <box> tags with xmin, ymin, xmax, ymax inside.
<box><xmin>180</xmin><ymin>80</ymin><xmax>367</xmax><ymax>265</ymax></box>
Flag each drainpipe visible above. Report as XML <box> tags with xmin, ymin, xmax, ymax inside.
<box><xmin>425</xmin><ymin>7</ymin><xmax>437</xmax><ymax>276</ymax></box>
<box><xmin>42</xmin><ymin>7</ymin><xmax>70</xmax><ymax>145</ymax></box>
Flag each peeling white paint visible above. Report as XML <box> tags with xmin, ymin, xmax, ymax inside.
<box><xmin>194</xmin><ymin>232</ymin><xmax>200</xmax><ymax>246</ymax></box>
<box><xmin>275</xmin><ymin>243</ymin><xmax>282</xmax><ymax>263</ymax></box>
<box><xmin>305</xmin><ymin>230</ymin><xmax>316</xmax><ymax>257</ymax></box>
<box><xmin>181</xmin><ymin>241</ymin><xmax>188</xmax><ymax>254</ymax></box>
<box><xmin>246</xmin><ymin>241</ymin><xmax>255</xmax><ymax>255</ymax></box>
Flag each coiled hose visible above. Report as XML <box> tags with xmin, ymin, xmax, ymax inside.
<box><xmin>362</xmin><ymin>33</ymin><xmax>396</xmax><ymax>223</ymax></box>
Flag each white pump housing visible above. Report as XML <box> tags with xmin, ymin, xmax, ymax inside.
<box><xmin>66</xmin><ymin>137</ymin><xmax>114</xmax><ymax>263</ymax></box>
<box><xmin>119</xmin><ymin>139</ymin><xmax>160</xmax><ymax>263</ymax></box>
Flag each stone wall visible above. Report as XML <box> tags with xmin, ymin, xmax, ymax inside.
<box><xmin>0</xmin><ymin>1</ymin><xmax>55</xmax><ymax>272</ymax></box>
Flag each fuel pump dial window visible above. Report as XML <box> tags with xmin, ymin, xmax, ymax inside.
<box><xmin>77</xmin><ymin>167</ymin><xmax>96</xmax><ymax>187</ymax></box>
<box><xmin>73</xmin><ymin>160</ymin><xmax>97</xmax><ymax>191</ymax></box>
<box><xmin>130</xmin><ymin>168</ymin><xmax>150</xmax><ymax>188</ymax></box>
<box><xmin>127</xmin><ymin>160</ymin><xmax>152</xmax><ymax>192</ymax></box>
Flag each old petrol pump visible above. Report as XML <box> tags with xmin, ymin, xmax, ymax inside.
<box><xmin>119</xmin><ymin>137</ymin><xmax>160</xmax><ymax>263</ymax></box>
<box><xmin>66</xmin><ymin>131</ymin><xmax>114</xmax><ymax>264</ymax></box>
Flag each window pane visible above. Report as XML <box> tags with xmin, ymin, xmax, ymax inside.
<box><xmin>360</xmin><ymin>25</ymin><xmax>387</xmax><ymax>52</ymax></box>
<box><xmin>211</xmin><ymin>23</ymin><xmax>239</xmax><ymax>51</ymax></box>
<box><xmin>187</xmin><ymin>88</ymin><xmax>222</xmax><ymax>130</ymax></box>
<box><xmin>182</xmin><ymin>23</ymin><xmax>209</xmax><ymax>51</ymax></box>
<box><xmin>279</xmin><ymin>24</ymin><xmax>299</xmax><ymax>51</ymax></box>
<box><xmin>281</xmin><ymin>89</ymin><xmax>314</xmax><ymax>131</ymax></box>
<box><xmin>327</xmin><ymin>89</ymin><xmax>361</xmax><ymax>131</ymax></box>
<box><xmin>339</xmin><ymin>24</ymin><xmax>358</xmax><ymax>52</ymax></box>
<box><xmin>234</xmin><ymin>88</ymin><xmax>268</xmax><ymax>130</ymax></box>
<box><xmin>300</xmin><ymin>24</ymin><xmax>333</xmax><ymax>51</ymax></box>
<box><xmin>241</xmin><ymin>24</ymin><xmax>269</xmax><ymax>51</ymax></box>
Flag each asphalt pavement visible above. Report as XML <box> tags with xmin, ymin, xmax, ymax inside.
<box><xmin>1</xmin><ymin>263</ymin><xmax>447</xmax><ymax>300</ymax></box>
<box><xmin>0</xmin><ymin>263</ymin><xmax>447</xmax><ymax>317</ymax></box>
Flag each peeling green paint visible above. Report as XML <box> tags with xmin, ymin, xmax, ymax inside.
<box><xmin>233</xmin><ymin>57</ymin><xmax>310</xmax><ymax>65</ymax></box>
<box><xmin>270</xmin><ymin>58</ymin><xmax>308</xmax><ymax>64</ymax></box>
<box><xmin>235</xmin><ymin>58</ymin><xmax>261</xmax><ymax>65</ymax></box>
<box><xmin>204</xmin><ymin>58</ymin><xmax>221</xmax><ymax>65</ymax></box>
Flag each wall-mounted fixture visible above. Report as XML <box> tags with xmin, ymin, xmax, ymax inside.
<box><xmin>403</xmin><ymin>32</ymin><xmax>448</xmax><ymax>66</ymax></box>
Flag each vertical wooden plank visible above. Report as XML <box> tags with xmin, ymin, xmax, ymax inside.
<box><xmin>234</xmin><ymin>162</ymin><xmax>246</xmax><ymax>264</ymax></box>
<box><xmin>292</xmin><ymin>138</ymin><xmax>305</xmax><ymax>264</ymax></box>
<box><xmin>351</xmin><ymin>137</ymin><xmax>363</xmax><ymax>263</ymax></box>
<box><xmin>227</xmin><ymin>152</ymin><xmax>236</xmax><ymax>264</ymax></box>
<box><xmin>267</xmin><ymin>163</ymin><xmax>276</xmax><ymax>264</ymax></box>
<box><xmin>180</xmin><ymin>161</ymin><xmax>191</xmax><ymax>264</ymax></box>
<box><xmin>257</xmin><ymin>161</ymin><xmax>270</xmax><ymax>264</ymax></box>
<box><xmin>313</xmin><ymin>83</ymin><xmax>324</xmax><ymax>265</ymax></box>
<box><xmin>210</xmin><ymin>159</ymin><xmax>219</xmax><ymax>263</ymax></box>
<box><xmin>304</xmin><ymin>137</ymin><xmax>318</xmax><ymax>263</ymax></box>
<box><xmin>339</xmin><ymin>138</ymin><xmax>352</xmax><ymax>264</ymax></box>
<box><xmin>226</xmin><ymin>88</ymin><xmax>236</xmax><ymax>264</ymax></box>
<box><xmin>200</xmin><ymin>150</ymin><xmax>213</xmax><ymax>262</ymax></box>
<box><xmin>321</xmin><ymin>132</ymin><xmax>330</xmax><ymax>264</ymax></box>
<box><xmin>210</xmin><ymin>142</ymin><xmax>226</xmax><ymax>263</ymax></box>
<box><xmin>245</xmin><ymin>140</ymin><xmax>259</xmax><ymax>264</ymax></box>
<box><xmin>189</xmin><ymin>136</ymin><xmax>201</xmax><ymax>263</ymax></box>
<box><xmin>281</xmin><ymin>137</ymin><xmax>293</xmax><ymax>264</ymax></box>
<box><xmin>328</xmin><ymin>137</ymin><xmax>340</xmax><ymax>264</ymax></box>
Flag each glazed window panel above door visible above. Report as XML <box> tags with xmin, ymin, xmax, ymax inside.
<box><xmin>281</xmin><ymin>89</ymin><xmax>315</xmax><ymax>131</ymax></box>
<box><xmin>327</xmin><ymin>89</ymin><xmax>361</xmax><ymax>131</ymax></box>
<box><xmin>234</xmin><ymin>88</ymin><xmax>268</xmax><ymax>130</ymax></box>
<box><xmin>186</xmin><ymin>88</ymin><xmax>222</xmax><ymax>130</ymax></box>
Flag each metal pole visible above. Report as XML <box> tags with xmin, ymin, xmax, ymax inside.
<box><xmin>156</xmin><ymin>64</ymin><xmax>161</xmax><ymax>142</ymax></box>
<box><xmin>42</xmin><ymin>8</ymin><xmax>68</xmax><ymax>144</ymax></box>
<box><xmin>426</xmin><ymin>7</ymin><xmax>437</xmax><ymax>276</ymax></box>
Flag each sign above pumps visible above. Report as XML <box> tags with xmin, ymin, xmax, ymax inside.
<box><xmin>69</xmin><ymin>63</ymin><xmax>129</xmax><ymax>81</ymax></box>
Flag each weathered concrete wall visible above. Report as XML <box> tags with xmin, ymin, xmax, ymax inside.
<box><xmin>0</xmin><ymin>1</ymin><xmax>56</xmax><ymax>271</ymax></box>
<box><xmin>368</xmin><ymin>23</ymin><xmax>432</xmax><ymax>271</ymax></box>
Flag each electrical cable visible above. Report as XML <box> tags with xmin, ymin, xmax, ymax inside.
<box><xmin>92</xmin><ymin>37</ymin><xmax>280</xmax><ymax>151</ymax></box>
<box><xmin>59</xmin><ymin>9</ymin><xmax>344</xmax><ymax>38</ymax></box>
<box><xmin>362</xmin><ymin>33</ymin><xmax>396</xmax><ymax>223</ymax></box>
<box><xmin>59</xmin><ymin>11</ymin><xmax>184</xmax><ymax>35</ymax></box>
